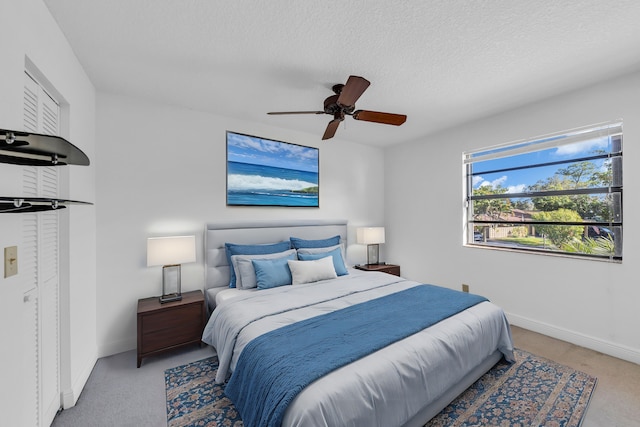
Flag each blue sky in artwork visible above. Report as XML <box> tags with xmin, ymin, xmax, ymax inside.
<box><xmin>471</xmin><ymin>136</ymin><xmax>612</xmax><ymax>193</ymax></box>
<box><xmin>227</xmin><ymin>132</ymin><xmax>318</xmax><ymax>173</ymax></box>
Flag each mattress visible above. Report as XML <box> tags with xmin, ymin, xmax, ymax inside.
<box><xmin>202</xmin><ymin>269</ymin><xmax>514</xmax><ymax>426</ymax></box>
<box><xmin>209</xmin><ymin>287</ymin><xmax>256</xmax><ymax>307</ymax></box>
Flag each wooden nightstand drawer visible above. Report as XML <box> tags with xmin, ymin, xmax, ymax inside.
<box><xmin>141</xmin><ymin>305</ymin><xmax>201</xmax><ymax>333</ymax></box>
<box><xmin>137</xmin><ymin>290</ymin><xmax>205</xmax><ymax>367</ymax></box>
<box><xmin>354</xmin><ymin>264</ymin><xmax>401</xmax><ymax>276</ymax></box>
<box><xmin>141</xmin><ymin>324</ymin><xmax>201</xmax><ymax>353</ymax></box>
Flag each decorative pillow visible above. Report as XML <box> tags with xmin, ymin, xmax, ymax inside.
<box><xmin>296</xmin><ymin>243</ymin><xmax>346</xmax><ymax>264</ymax></box>
<box><xmin>297</xmin><ymin>247</ymin><xmax>348</xmax><ymax>276</ymax></box>
<box><xmin>231</xmin><ymin>249</ymin><xmax>297</xmax><ymax>289</ymax></box>
<box><xmin>290</xmin><ymin>235</ymin><xmax>341</xmax><ymax>250</ymax></box>
<box><xmin>252</xmin><ymin>253</ymin><xmax>297</xmax><ymax>290</ymax></box>
<box><xmin>225</xmin><ymin>241</ymin><xmax>292</xmax><ymax>288</ymax></box>
<box><xmin>295</xmin><ymin>243</ymin><xmax>341</xmax><ymax>253</ymax></box>
<box><xmin>287</xmin><ymin>256</ymin><xmax>337</xmax><ymax>285</ymax></box>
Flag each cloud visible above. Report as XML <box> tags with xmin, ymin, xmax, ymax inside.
<box><xmin>507</xmin><ymin>184</ymin><xmax>527</xmax><ymax>193</ymax></box>
<box><xmin>478</xmin><ymin>175</ymin><xmax>507</xmax><ymax>188</ymax></box>
<box><xmin>475</xmin><ymin>176</ymin><xmax>526</xmax><ymax>194</ymax></box>
<box><xmin>554</xmin><ymin>137</ymin><xmax>608</xmax><ymax>156</ymax></box>
<box><xmin>228</xmin><ymin>132</ymin><xmax>318</xmax><ymax>169</ymax></box>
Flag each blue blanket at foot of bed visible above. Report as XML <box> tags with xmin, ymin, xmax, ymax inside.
<box><xmin>225</xmin><ymin>284</ymin><xmax>487</xmax><ymax>427</ymax></box>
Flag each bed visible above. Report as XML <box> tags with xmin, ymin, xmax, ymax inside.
<box><xmin>202</xmin><ymin>220</ymin><xmax>514</xmax><ymax>427</ymax></box>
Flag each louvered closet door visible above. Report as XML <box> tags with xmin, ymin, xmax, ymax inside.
<box><xmin>23</xmin><ymin>72</ymin><xmax>61</xmax><ymax>427</ymax></box>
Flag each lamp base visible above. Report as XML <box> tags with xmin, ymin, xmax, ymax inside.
<box><xmin>161</xmin><ymin>264</ymin><xmax>182</xmax><ymax>304</ymax></box>
<box><xmin>366</xmin><ymin>244</ymin><xmax>380</xmax><ymax>265</ymax></box>
<box><xmin>159</xmin><ymin>293</ymin><xmax>182</xmax><ymax>304</ymax></box>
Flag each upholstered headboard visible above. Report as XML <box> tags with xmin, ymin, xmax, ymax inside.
<box><xmin>204</xmin><ymin>220</ymin><xmax>348</xmax><ymax>308</ymax></box>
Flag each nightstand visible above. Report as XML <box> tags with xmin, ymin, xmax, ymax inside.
<box><xmin>137</xmin><ymin>290</ymin><xmax>205</xmax><ymax>368</ymax></box>
<box><xmin>355</xmin><ymin>264</ymin><xmax>401</xmax><ymax>276</ymax></box>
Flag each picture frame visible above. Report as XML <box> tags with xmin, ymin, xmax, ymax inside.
<box><xmin>226</xmin><ymin>131</ymin><xmax>319</xmax><ymax>207</ymax></box>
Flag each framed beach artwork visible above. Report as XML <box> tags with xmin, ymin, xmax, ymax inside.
<box><xmin>226</xmin><ymin>131</ymin><xmax>319</xmax><ymax>207</ymax></box>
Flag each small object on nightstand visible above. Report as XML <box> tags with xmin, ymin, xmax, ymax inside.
<box><xmin>354</xmin><ymin>263</ymin><xmax>400</xmax><ymax>277</ymax></box>
<box><xmin>137</xmin><ymin>290</ymin><xmax>205</xmax><ymax>368</ymax></box>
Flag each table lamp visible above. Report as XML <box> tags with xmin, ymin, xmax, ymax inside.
<box><xmin>147</xmin><ymin>235</ymin><xmax>196</xmax><ymax>303</ymax></box>
<box><xmin>356</xmin><ymin>227</ymin><xmax>385</xmax><ymax>265</ymax></box>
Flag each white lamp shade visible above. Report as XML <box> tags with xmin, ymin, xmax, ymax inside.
<box><xmin>147</xmin><ymin>236</ymin><xmax>196</xmax><ymax>267</ymax></box>
<box><xmin>356</xmin><ymin>227</ymin><xmax>386</xmax><ymax>245</ymax></box>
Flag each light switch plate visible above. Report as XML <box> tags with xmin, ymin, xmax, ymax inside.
<box><xmin>4</xmin><ymin>246</ymin><xmax>17</xmax><ymax>278</ymax></box>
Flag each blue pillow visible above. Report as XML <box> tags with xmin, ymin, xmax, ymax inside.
<box><xmin>252</xmin><ymin>253</ymin><xmax>296</xmax><ymax>290</ymax></box>
<box><xmin>297</xmin><ymin>247</ymin><xmax>348</xmax><ymax>276</ymax></box>
<box><xmin>225</xmin><ymin>241</ymin><xmax>292</xmax><ymax>288</ymax></box>
<box><xmin>290</xmin><ymin>235</ymin><xmax>340</xmax><ymax>249</ymax></box>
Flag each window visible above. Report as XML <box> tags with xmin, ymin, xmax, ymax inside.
<box><xmin>464</xmin><ymin>121</ymin><xmax>622</xmax><ymax>261</ymax></box>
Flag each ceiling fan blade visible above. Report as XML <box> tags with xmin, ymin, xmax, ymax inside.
<box><xmin>322</xmin><ymin>118</ymin><xmax>342</xmax><ymax>140</ymax></box>
<box><xmin>337</xmin><ymin>76</ymin><xmax>370</xmax><ymax>107</ymax></box>
<box><xmin>267</xmin><ymin>111</ymin><xmax>325</xmax><ymax>115</ymax></box>
<box><xmin>352</xmin><ymin>110</ymin><xmax>407</xmax><ymax>126</ymax></box>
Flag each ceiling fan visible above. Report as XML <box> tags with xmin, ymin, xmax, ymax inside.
<box><xmin>267</xmin><ymin>75</ymin><xmax>407</xmax><ymax>140</ymax></box>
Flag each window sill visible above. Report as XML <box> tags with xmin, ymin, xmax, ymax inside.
<box><xmin>463</xmin><ymin>242</ymin><xmax>622</xmax><ymax>263</ymax></box>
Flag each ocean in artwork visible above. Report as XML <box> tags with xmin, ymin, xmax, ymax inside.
<box><xmin>227</xmin><ymin>161</ymin><xmax>319</xmax><ymax>206</ymax></box>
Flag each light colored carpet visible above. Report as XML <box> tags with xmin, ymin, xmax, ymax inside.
<box><xmin>52</xmin><ymin>345</ymin><xmax>215</xmax><ymax>427</ymax></box>
<box><xmin>52</xmin><ymin>327</ymin><xmax>640</xmax><ymax>426</ymax></box>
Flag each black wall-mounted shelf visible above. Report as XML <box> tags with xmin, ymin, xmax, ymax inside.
<box><xmin>0</xmin><ymin>197</ymin><xmax>92</xmax><ymax>213</ymax></box>
<box><xmin>1</xmin><ymin>129</ymin><xmax>90</xmax><ymax>166</ymax></box>
<box><xmin>1</xmin><ymin>128</ymin><xmax>93</xmax><ymax>213</ymax></box>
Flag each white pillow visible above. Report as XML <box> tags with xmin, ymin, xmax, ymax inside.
<box><xmin>232</xmin><ymin>249</ymin><xmax>297</xmax><ymax>289</ymax></box>
<box><xmin>287</xmin><ymin>256</ymin><xmax>338</xmax><ymax>285</ymax></box>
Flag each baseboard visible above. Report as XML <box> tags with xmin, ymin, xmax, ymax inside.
<box><xmin>507</xmin><ymin>312</ymin><xmax>640</xmax><ymax>365</ymax></box>
<box><xmin>61</xmin><ymin>348</ymin><xmax>98</xmax><ymax>409</ymax></box>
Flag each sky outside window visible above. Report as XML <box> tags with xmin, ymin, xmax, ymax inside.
<box><xmin>471</xmin><ymin>136</ymin><xmax>613</xmax><ymax>194</ymax></box>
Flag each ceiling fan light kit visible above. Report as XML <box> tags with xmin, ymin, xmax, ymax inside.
<box><xmin>268</xmin><ymin>75</ymin><xmax>407</xmax><ymax>140</ymax></box>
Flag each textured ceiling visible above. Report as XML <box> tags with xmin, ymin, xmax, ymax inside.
<box><xmin>43</xmin><ymin>0</ymin><xmax>640</xmax><ymax>147</ymax></box>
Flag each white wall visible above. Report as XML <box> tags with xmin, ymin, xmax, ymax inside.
<box><xmin>0</xmin><ymin>0</ymin><xmax>97</xmax><ymax>416</ymax></box>
<box><xmin>385</xmin><ymin>71</ymin><xmax>640</xmax><ymax>364</ymax></box>
<box><xmin>96</xmin><ymin>92</ymin><xmax>385</xmax><ymax>356</ymax></box>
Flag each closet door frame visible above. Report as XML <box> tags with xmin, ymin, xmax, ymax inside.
<box><xmin>23</xmin><ymin>70</ymin><xmax>65</xmax><ymax>427</ymax></box>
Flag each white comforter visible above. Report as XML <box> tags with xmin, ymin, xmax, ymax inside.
<box><xmin>202</xmin><ymin>270</ymin><xmax>514</xmax><ymax>427</ymax></box>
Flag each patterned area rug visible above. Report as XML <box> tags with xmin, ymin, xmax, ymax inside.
<box><xmin>426</xmin><ymin>349</ymin><xmax>597</xmax><ymax>427</ymax></box>
<box><xmin>165</xmin><ymin>348</ymin><xmax>596</xmax><ymax>427</ymax></box>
